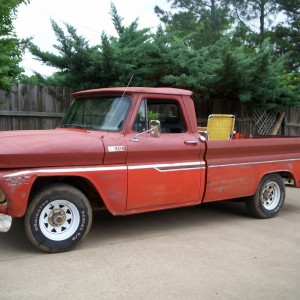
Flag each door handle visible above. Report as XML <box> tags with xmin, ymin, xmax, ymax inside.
<box><xmin>184</xmin><ymin>140</ymin><xmax>198</xmax><ymax>145</ymax></box>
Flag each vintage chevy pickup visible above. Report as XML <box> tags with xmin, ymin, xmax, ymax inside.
<box><xmin>1</xmin><ymin>87</ymin><xmax>300</xmax><ymax>252</ymax></box>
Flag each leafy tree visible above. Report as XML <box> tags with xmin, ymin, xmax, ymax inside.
<box><xmin>0</xmin><ymin>0</ymin><xmax>30</xmax><ymax>91</ymax></box>
<box><xmin>18</xmin><ymin>73</ymin><xmax>44</xmax><ymax>85</ymax></box>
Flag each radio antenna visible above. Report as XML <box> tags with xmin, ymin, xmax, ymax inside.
<box><xmin>121</xmin><ymin>74</ymin><xmax>134</xmax><ymax>98</ymax></box>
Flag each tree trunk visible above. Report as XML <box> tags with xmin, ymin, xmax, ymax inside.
<box><xmin>259</xmin><ymin>0</ymin><xmax>265</xmax><ymax>39</ymax></box>
<box><xmin>211</xmin><ymin>0</ymin><xmax>217</xmax><ymax>32</ymax></box>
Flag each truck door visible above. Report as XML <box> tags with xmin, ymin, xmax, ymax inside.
<box><xmin>125</xmin><ymin>95</ymin><xmax>204</xmax><ymax>211</ymax></box>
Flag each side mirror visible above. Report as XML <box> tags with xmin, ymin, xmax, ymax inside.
<box><xmin>149</xmin><ymin>120</ymin><xmax>161</xmax><ymax>138</ymax></box>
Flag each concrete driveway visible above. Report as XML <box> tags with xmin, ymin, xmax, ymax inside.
<box><xmin>1</xmin><ymin>188</ymin><xmax>299</xmax><ymax>299</ymax></box>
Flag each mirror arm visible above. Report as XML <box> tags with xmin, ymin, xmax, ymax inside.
<box><xmin>130</xmin><ymin>127</ymin><xmax>155</xmax><ymax>142</ymax></box>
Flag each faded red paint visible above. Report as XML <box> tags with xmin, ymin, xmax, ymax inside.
<box><xmin>0</xmin><ymin>87</ymin><xmax>300</xmax><ymax>220</ymax></box>
<box><xmin>204</xmin><ymin>137</ymin><xmax>300</xmax><ymax>202</ymax></box>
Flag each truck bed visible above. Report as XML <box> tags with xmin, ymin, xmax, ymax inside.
<box><xmin>203</xmin><ymin>134</ymin><xmax>300</xmax><ymax>202</ymax></box>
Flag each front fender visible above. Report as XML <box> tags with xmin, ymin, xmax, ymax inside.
<box><xmin>0</xmin><ymin>171</ymin><xmax>36</xmax><ymax>217</ymax></box>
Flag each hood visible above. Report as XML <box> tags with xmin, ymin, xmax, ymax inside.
<box><xmin>0</xmin><ymin>129</ymin><xmax>104</xmax><ymax>169</ymax></box>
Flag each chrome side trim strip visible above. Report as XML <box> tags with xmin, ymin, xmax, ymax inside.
<box><xmin>3</xmin><ymin>166</ymin><xmax>127</xmax><ymax>178</ymax></box>
<box><xmin>208</xmin><ymin>158</ymin><xmax>300</xmax><ymax>169</ymax></box>
<box><xmin>3</xmin><ymin>162</ymin><xmax>205</xmax><ymax>178</ymax></box>
<box><xmin>3</xmin><ymin>157</ymin><xmax>299</xmax><ymax>178</ymax></box>
<box><xmin>128</xmin><ymin>162</ymin><xmax>205</xmax><ymax>172</ymax></box>
<box><xmin>155</xmin><ymin>165</ymin><xmax>203</xmax><ymax>172</ymax></box>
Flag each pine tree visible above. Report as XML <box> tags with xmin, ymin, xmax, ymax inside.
<box><xmin>231</xmin><ymin>0</ymin><xmax>281</xmax><ymax>44</ymax></box>
<box><xmin>155</xmin><ymin>0</ymin><xmax>233</xmax><ymax>48</ymax></box>
<box><xmin>273</xmin><ymin>0</ymin><xmax>300</xmax><ymax>72</ymax></box>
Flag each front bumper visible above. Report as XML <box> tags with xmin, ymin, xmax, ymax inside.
<box><xmin>0</xmin><ymin>213</ymin><xmax>12</xmax><ymax>232</ymax></box>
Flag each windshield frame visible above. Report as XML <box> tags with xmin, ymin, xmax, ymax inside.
<box><xmin>60</xmin><ymin>95</ymin><xmax>132</xmax><ymax>132</ymax></box>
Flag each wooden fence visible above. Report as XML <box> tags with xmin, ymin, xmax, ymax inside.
<box><xmin>283</xmin><ymin>106</ymin><xmax>300</xmax><ymax>136</ymax></box>
<box><xmin>195</xmin><ymin>98</ymin><xmax>300</xmax><ymax>136</ymax></box>
<box><xmin>0</xmin><ymin>84</ymin><xmax>299</xmax><ymax>136</ymax></box>
<box><xmin>0</xmin><ymin>84</ymin><xmax>73</xmax><ymax>131</ymax></box>
<box><xmin>195</xmin><ymin>98</ymin><xmax>254</xmax><ymax>134</ymax></box>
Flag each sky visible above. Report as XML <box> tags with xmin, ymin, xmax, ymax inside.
<box><xmin>14</xmin><ymin>0</ymin><xmax>169</xmax><ymax>76</ymax></box>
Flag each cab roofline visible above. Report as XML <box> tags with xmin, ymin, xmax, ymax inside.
<box><xmin>72</xmin><ymin>87</ymin><xmax>193</xmax><ymax>98</ymax></box>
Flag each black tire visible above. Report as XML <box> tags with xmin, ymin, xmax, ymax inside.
<box><xmin>246</xmin><ymin>174</ymin><xmax>285</xmax><ymax>219</ymax></box>
<box><xmin>25</xmin><ymin>183</ymin><xmax>92</xmax><ymax>253</ymax></box>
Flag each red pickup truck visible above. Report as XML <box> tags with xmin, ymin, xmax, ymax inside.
<box><xmin>1</xmin><ymin>87</ymin><xmax>300</xmax><ymax>252</ymax></box>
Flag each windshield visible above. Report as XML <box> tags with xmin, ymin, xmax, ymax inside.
<box><xmin>60</xmin><ymin>96</ymin><xmax>131</xmax><ymax>131</ymax></box>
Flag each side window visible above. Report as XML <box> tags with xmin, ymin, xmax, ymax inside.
<box><xmin>132</xmin><ymin>99</ymin><xmax>187</xmax><ymax>133</ymax></box>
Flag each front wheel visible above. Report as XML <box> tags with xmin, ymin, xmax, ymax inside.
<box><xmin>25</xmin><ymin>183</ymin><xmax>92</xmax><ymax>253</ymax></box>
<box><xmin>246</xmin><ymin>174</ymin><xmax>285</xmax><ymax>219</ymax></box>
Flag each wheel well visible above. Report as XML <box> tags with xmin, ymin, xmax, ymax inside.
<box><xmin>30</xmin><ymin>176</ymin><xmax>105</xmax><ymax>210</ymax></box>
<box><xmin>264</xmin><ymin>172</ymin><xmax>296</xmax><ymax>187</ymax></box>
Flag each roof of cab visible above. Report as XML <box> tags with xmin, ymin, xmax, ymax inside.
<box><xmin>72</xmin><ymin>87</ymin><xmax>193</xmax><ymax>98</ymax></box>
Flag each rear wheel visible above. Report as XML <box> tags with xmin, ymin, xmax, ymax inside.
<box><xmin>25</xmin><ymin>183</ymin><xmax>92</xmax><ymax>253</ymax></box>
<box><xmin>246</xmin><ymin>174</ymin><xmax>285</xmax><ymax>219</ymax></box>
